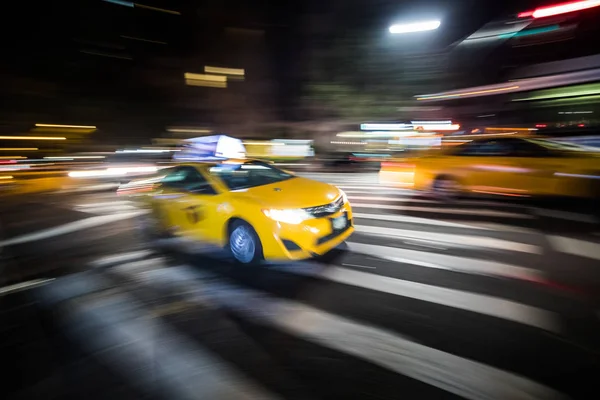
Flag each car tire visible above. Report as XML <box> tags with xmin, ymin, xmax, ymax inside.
<box><xmin>432</xmin><ymin>175</ymin><xmax>461</xmax><ymax>201</ymax></box>
<box><xmin>228</xmin><ymin>220</ymin><xmax>263</xmax><ymax>265</ymax></box>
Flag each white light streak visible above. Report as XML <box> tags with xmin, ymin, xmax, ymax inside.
<box><xmin>389</xmin><ymin>20</ymin><xmax>441</xmax><ymax>34</ymax></box>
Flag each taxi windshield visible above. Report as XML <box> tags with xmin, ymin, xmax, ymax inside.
<box><xmin>527</xmin><ymin>139</ymin><xmax>600</xmax><ymax>152</ymax></box>
<box><xmin>209</xmin><ymin>161</ymin><xmax>294</xmax><ymax>190</ymax></box>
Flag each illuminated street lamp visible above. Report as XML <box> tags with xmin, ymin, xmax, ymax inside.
<box><xmin>389</xmin><ymin>20</ymin><xmax>441</xmax><ymax>34</ymax></box>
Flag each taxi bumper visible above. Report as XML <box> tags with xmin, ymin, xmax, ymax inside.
<box><xmin>257</xmin><ymin>202</ymin><xmax>354</xmax><ymax>261</ymax></box>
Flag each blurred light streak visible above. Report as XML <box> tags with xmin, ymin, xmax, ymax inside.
<box><xmin>167</xmin><ymin>128</ymin><xmax>211</xmax><ymax>133</ymax></box>
<box><xmin>519</xmin><ymin>0</ymin><xmax>600</xmax><ymax>19</ymax></box>
<box><xmin>559</xmin><ymin>110</ymin><xmax>593</xmax><ymax>113</ymax></box>
<box><xmin>0</xmin><ymin>148</ymin><xmax>37</xmax><ymax>151</ymax></box>
<box><xmin>331</xmin><ymin>141</ymin><xmax>365</xmax><ymax>145</ymax></box>
<box><xmin>185</xmin><ymin>79</ymin><xmax>227</xmax><ymax>88</ymax></box>
<box><xmin>0</xmin><ymin>175</ymin><xmax>13</xmax><ymax>179</ymax></box>
<box><xmin>68</xmin><ymin>166</ymin><xmax>158</xmax><ymax>178</ymax></box>
<box><xmin>204</xmin><ymin>66</ymin><xmax>245</xmax><ymax>76</ymax></box>
<box><xmin>134</xmin><ymin>3</ymin><xmax>181</xmax><ymax>15</ymax></box>
<box><xmin>498</xmin><ymin>25</ymin><xmax>560</xmax><ymax>39</ymax></box>
<box><xmin>417</xmin><ymin>86</ymin><xmax>519</xmax><ymax>101</ymax></box>
<box><xmin>116</xmin><ymin>149</ymin><xmax>172</xmax><ymax>153</ymax></box>
<box><xmin>423</xmin><ymin>68</ymin><xmax>600</xmax><ymax>102</ymax></box>
<box><xmin>121</xmin><ymin>35</ymin><xmax>167</xmax><ymax>44</ymax></box>
<box><xmin>80</xmin><ymin>50</ymin><xmax>132</xmax><ymax>60</ymax></box>
<box><xmin>44</xmin><ymin>156</ymin><xmax>105</xmax><ymax>159</ymax></box>
<box><xmin>0</xmin><ymin>156</ymin><xmax>26</xmax><ymax>159</ymax></box>
<box><xmin>103</xmin><ymin>0</ymin><xmax>134</xmax><ymax>7</ymax></box>
<box><xmin>536</xmin><ymin>124</ymin><xmax>548</xmax><ymax>128</ymax></box>
<box><xmin>486</xmin><ymin>127</ymin><xmax>537</xmax><ymax>132</ymax></box>
<box><xmin>243</xmin><ymin>141</ymin><xmax>285</xmax><ymax>146</ymax></box>
<box><xmin>513</xmin><ymin>86</ymin><xmax>600</xmax><ymax>101</ymax></box>
<box><xmin>455</xmin><ymin>132</ymin><xmax>519</xmax><ymax>138</ymax></box>
<box><xmin>361</xmin><ymin>123</ymin><xmax>412</xmax><ymax>131</ymax></box>
<box><xmin>36</xmin><ymin>123</ymin><xmax>96</xmax><ymax>129</ymax></box>
<box><xmin>389</xmin><ymin>20</ymin><xmax>441</xmax><ymax>34</ymax></box>
<box><xmin>184</xmin><ymin>73</ymin><xmax>227</xmax><ymax>82</ymax></box>
<box><xmin>417</xmin><ymin>124</ymin><xmax>460</xmax><ymax>131</ymax></box>
<box><xmin>0</xmin><ymin>136</ymin><xmax>66</xmax><ymax>140</ymax></box>
<box><xmin>410</xmin><ymin>120</ymin><xmax>452</xmax><ymax>125</ymax></box>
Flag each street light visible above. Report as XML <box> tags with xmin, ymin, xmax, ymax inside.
<box><xmin>389</xmin><ymin>20</ymin><xmax>441</xmax><ymax>34</ymax></box>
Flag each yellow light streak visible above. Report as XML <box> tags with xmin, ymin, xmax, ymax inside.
<box><xmin>204</xmin><ymin>66</ymin><xmax>245</xmax><ymax>76</ymax></box>
<box><xmin>0</xmin><ymin>136</ymin><xmax>66</xmax><ymax>140</ymax></box>
<box><xmin>417</xmin><ymin>86</ymin><xmax>520</xmax><ymax>101</ymax></box>
<box><xmin>35</xmin><ymin>124</ymin><xmax>97</xmax><ymax>129</ymax></box>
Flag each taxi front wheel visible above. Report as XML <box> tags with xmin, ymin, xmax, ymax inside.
<box><xmin>228</xmin><ymin>220</ymin><xmax>263</xmax><ymax>265</ymax></box>
<box><xmin>432</xmin><ymin>175</ymin><xmax>461</xmax><ymax>201</ymax></box>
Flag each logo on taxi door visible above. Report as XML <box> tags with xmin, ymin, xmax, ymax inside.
<box><xmin>185</xmin><ymin>205</ymin><xmax>204</xmax><ymax>224</ymax></box>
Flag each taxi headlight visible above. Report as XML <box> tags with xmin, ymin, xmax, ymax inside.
<box><xmin>262</xmin><ymin>208</ymin><xmax>312</xmax><ymax>224</ymax></box>
<box><xmin>340</xmin><ymin>189</ymin><xmax>348</xmax><ymax>203</ymax></box>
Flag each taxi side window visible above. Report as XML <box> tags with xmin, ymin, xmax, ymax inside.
<box><xmin>455</xmin><ymin>139</ymin><xmax>511</xmax><ymax>156</ymax></box>
<box><xmin>505</xmin><ymin>139</ymin><xmax>551</xmax><ymax>157</ymax></box>
<box><xmin>162</xmin><ymin>167</ymin><xmax>216</xmax><ymax>194</ymax></box>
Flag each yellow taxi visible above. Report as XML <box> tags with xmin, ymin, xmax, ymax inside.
<box><xmin>381</xmin><ymin>136</ymin><xmax>600</xmax><ymax>199</ymax></box>
<box><xmin>120</xmin><ymin>160</ymin><xmax>354</xmax><ymax>264</ymax></box>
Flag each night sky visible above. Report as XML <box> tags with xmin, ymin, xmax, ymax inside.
<box><xmin>0</xmin><ymin>0</ymin><xmax>554</xmax><ymax>141</ymax></box>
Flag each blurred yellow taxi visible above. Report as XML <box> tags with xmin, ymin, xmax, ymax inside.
<box><xmin>381</xmin><ymin>137</ymin><xmax>600</xmax><ymax>199</ymax></box>
<box><xmin>120</xmin><ymin>160</ymin><xmax>354</xmax><ymax>264</ymax></box>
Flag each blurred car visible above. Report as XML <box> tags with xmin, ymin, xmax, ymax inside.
<box><xmin>120</xmin><ymin>159</ymin><xmax>354</xmax><ymax>264</ymax></box>
<box><xmin>381</xmin><ymin>136</ymin><xmax>600</xmax><ymax>199</ymax></box>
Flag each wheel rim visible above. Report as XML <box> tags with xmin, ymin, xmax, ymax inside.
<box><xmin>230</xmin><ymin>226</ymin><xmax>256</xmax><ymax>263</ymax></box>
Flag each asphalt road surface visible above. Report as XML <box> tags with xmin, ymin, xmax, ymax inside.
<box><xmin>2</xmin><ymin>172</ymin><xmax>600</xmax><ymax>400</ymax></box>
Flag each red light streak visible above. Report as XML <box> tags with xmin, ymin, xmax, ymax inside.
<box><xmin>535</xmin><ymin>124</ymin><xmax>547</xmax><ymax>128</ymax></box>
<box><xmin>519</xmin><ymin>0</ymin><xmax>600</xmax><ymax>19</ymax></box>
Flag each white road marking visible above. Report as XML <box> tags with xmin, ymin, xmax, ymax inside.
<box><xmin>76</xmin><ymin>201</ymin><xmax>137</xmax><ymax>208</ymax></box>
<box><xmin>351</xmin><ymin>203</ymin><xmax>534</xmax><ymax>219</ymax></box>
<box><xmin>136</xmin><ymin>266</ymin><xmax>565</xmax><ymax>400</ymax></box>
<box><xmin>352</xmin><ymin>212</ymin><xmax>489</xmax><ymax>230</ymax></box>
<box><xmin>0</xmin><ymin>212</ymin><xmax>145</xmax><ymax>247</ymax></box>
<box><xmin>0</xmin><ymin>278</ymin><xmax>55</xmax><ymax>296</ymax></box>
<box><xmin>338</xmin><ymin>185</ymin><xmax>411</xmax><ymax>191</ymax></box>
<box><xmin>343</xmin><ymin>263</ymin><xmax>376</xmax><ymax>269</ymax></box>
<box><xmin>92</xmin><ymin>250</ymin><xmax>156</xmax><ymax>268</ymax></box>
<box><xmin>535</xmin><ymin>208</ymin><xmax>598</xmax><ymax>224</ymax></box>
<box><xmin>349</xmin><ymin>195</ymin><xmax>436</xmax><ymax>204</ymax></box>
<box><xmin>347</xmin><ymin>242</ymin><xmax>544</xmax><ymax>283</ymax></box>
<box><xmin>355</xmin><ymin>225</ymin><xmax>542</xmax><ymax>254</ymax></box>
<box><xmin>291</xmin><ymin>260</ymin><xmax>558</xmax><ymax>333</ymax></box>
<box><xmin>548</xmin><ymin>236</ymin><xmax>600</xmax><ymax>261</ymax></box>
<box><xmin>49</xmin><ymin>286</ymin><xmax>281</xmax><ymax>400</ymax></box>
<box><xmin>348</xmin><ymin>195</ymin><xmax>527</xmax><ymax>210</ymax></box>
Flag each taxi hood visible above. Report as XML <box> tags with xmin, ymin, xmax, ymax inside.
<box><xmin>238</xmin><ymin>177</ymin><xmax>342</xmax><ymax>209</ymax></box>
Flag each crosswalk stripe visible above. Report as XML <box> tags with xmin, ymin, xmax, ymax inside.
<box><xmin>353</xmin><ymin>212</ymin><xmax>508</xmax><ymax>230</ymax></box>
<box><xmin>351</xmin><ymin>202</ymin><xmax>534</xmax><ymax>219</ymax></box>
<box><xmin>138</xmin><ymin>266</ymin><xmax>564</xmax><ymax>400</ymax></box>
<box><xmin>48</xmin><ymin>285</ymin><xmax>281</xmax><ymax>400</ymax></box>
<box><xmin>348</xmin><ymin>195</ymin><xmax>528</xmax><ymax>210</ymax></box>
<box><xmin>339</xmin><ymin>185</ymin><xmax>410</xmax><ymax>191</ymax></box>
<box><xmin>346</xmin><ymin>241</ymin><xmax>544</xmax><ymax>283</ymax></box>
<box><xmin>92</xmin><ymin>250</ymin><xmax>155</xmax><ymax>268</ymax></box>
<box><xmin>534</xmin><ymin>208</ymin><xmax>598</xmax><ymax>224</ymax></box>
<box><xmin>355</xmin><ymin>225</ymin><xmax>542</xmax><ymax>254</ymax></box>
<box><xmin>75</xmin><ymin>201</ymin><xmax>136</xmax><ymax>208</ymax></box>
<box><xmin>281</xmin><ymin>258</ymin><xmax>558</xmax><ymax>333</ymax></box>
<box><xmin>0</xmin><ymin>212</ymin><xmax>145</xmax><ymax>247</ymax></box>
<box><xmin>548</xmin><ymin>236</ymin><xmax>600</xmax><ymax>261</ymax></box>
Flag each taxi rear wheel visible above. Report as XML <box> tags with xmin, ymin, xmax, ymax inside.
<box><xmin>228</xmin><ymin>220</ymin><xmax>263</xmax><ymax>265</ymax></box>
